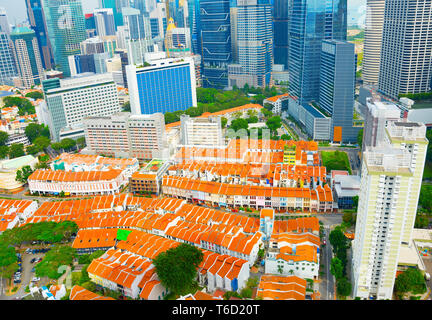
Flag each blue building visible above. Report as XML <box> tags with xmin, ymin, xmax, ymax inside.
<box><xmin>319</xmin><ymin>40</ymin><xmax>358</xmax><ymax>143</ymax></box>
<box><xmin>25</xmin><ymin>0</ymin><xmax>54</xmax><ymax>69</ymax></box>
<box><xmin>127</xmin><ymin>57</ymin><xmax>197</xmax><ymax>114</ymax></box>
<box><xmin>288</xmin><ymin>0</ymin><xmax>347</xmax><ymax>105</ymax></box>
<box><xmin>42</xmin><ymin>0</ymin><xmax>87</xmax><ymax>77</ymax></box>
<box><xmin>188</xmin><ymin>0</ymin><xmax>201</xmax><ymax>55</ymax></box>
<box><xmin>200</xmin><ymin>0</ymin><xmax>232</xmax><ymax>88</ymax></box>
<box><xmin>273</xmin><ymin>0</ymin><xmax>290</xmax><ymax>70</ymax></box>
<box><xmin>100</xmin><ymin>0</ymin><xmax>128</xmax><ymax>29</ymax></box>
<box><xmin>0</xmin><ymin>32</ymin><xmax>17</xmax><ymax>86</ymax></box>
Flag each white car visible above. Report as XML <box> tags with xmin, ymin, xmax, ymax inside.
<box><xmin>31</xmin><ymin>277</ymin><xmax>40</xmax><ymax>282</ymax></box>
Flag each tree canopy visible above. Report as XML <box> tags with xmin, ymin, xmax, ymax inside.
<box><xmin>3</xmin><ymin>96</ymin><xmax>35</xmax><ymax>116</ymax></box>
<box><xmin>394</xmin><ymin>268</ymin><xmax>427</xmax><ymax>296</ymax></box>
<box><xmin>16</xmin><ymin>165</ymin><xmax>34</xmax><ymax>184</ymax></box>
<box><xmin>330</xmin><ymin>257</ymin><xmax>344</xmax><ymax>280</ymax></box>
<box><xmin>25</xmin><ymin>91</ymin><xmax>44</xmax><ymax>100</ymax></box>
<box><xmin>35</xmin><ymin>245</ymin><xmax>76</xmax><ymax>279</ymax></box>
<box><xmin>229</xmin><ymin>118</ymin><xmax>249</xmax><ymax>132</ymax></box>
<box><xmin>8</xmin><ymin>143</ymin><xmax>25</xmax><ymax>159</ymax></box>
<box><xmin>153</xmin><ymin>244</ymin><xmax>204</xmax><ymax>296</ymax></box>
<box><xmin>0</xmin><ymin>131</ymin><xmax>9</xmax><ymax>146</ymax></box>
<box><xmin>25</xmin><ymin>123</ymin><xmax>51</xmax><ymax>143</ymax></box>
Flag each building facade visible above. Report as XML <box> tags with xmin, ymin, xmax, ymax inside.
<box><xmin>42</xmin><ymin>73</ymin><xmax>121</xmax><ymax>141</ymax></box>
<box><xmin>10</xmin><ymin>27</ymin><xmax>45</xmax><ymax>89</ymax></box>
<box><xmin>180</xmin><ymin>114</ymin><xmax>223</xmax><ymax>147</ymax></box>
<box><xmin>273</xmin><ymin>0</ymin><xmax>290</xmax><ymax>70</ymax></box>
<box><xmin>94</xmin><ymin>8</ymin><xmax>116</xmax><ymax>37</ymax></box>
<box><xmin>42</xmin><ymin>0</ymin><xmax>87</xmax><ymax>77</ymax></box>
<box><xmin>25</xmin><ymin>0</ymin><xmax>54</xmax><ymax>69</ymax></box>
<box><xmin>319</xmin><ymin>40</ymin><xmax>357</xmax><ymax>143</ymax></box>
<box><xmin>200</xmin><ymin>0</ymin><xmax>232</xmax><ymax>88</ymax></box>
<box><xmin>0</xmin><ymin>32</ymin><xmax>17</xmax><ymax>86</ymax></box>
<box><xmin>378</xmin><ymin>0</ymin><xmax>432</xmax><ymax>100</ymax></box>
<box><xmin>352</xmin><ymin>121</ymin><xmax>428</xmax><ymax>299</ymax></box>
<box><xmin>127</xmin><ymin>56</ymin><xmax>197</xmax><ymax>114</ymax></box>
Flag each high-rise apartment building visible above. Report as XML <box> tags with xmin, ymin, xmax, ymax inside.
<box><xmin>353</xmin><ymin>120</ymin><xmax>428</xmax><ymax>300</ymax></box>
<box><xmin>26</xmin><ymin>0</ymin><xmax>54</xmax><ymax>70</ymax></box>
<box><xmin>83</xmin><ymin>112</ymin><xmax>166</xmax><ymax>161</ymax></box>
<box><xmin>41</xmin><ymin>73</ymin><xmax>121</xmax><ymax>141</ymax></box>
<box><xmin>200</xmin><ymin>0</ymin><xmax>232</xmax><ymax>88</ymax></box>
<box><xmin>0</xmin><ymin>7</ymin><xmax>10</xmax><ymax>35</ymax></box>
<box><xmin>273</xmin><ymin>0</ymin><xmax>290</xmax><ymax>70</ymax></box>
<box><xmin>127</xmin><ymin>55</ymin><xmax>197</xmax><ymax>114</ymax></box>
<box><xmin>180</xmin><ymin>114</ymin><xmax>223</xmax><ymax>147</ymax></box>
<box><xmin>362</xmin><ymin>0</ymin><xmax>385</xmax><ymax>86</ymax></box>
<box><xmin>80</xmin><ymin>37</ymin><xmax>105</xmax><ymax>55</ymax></box>
<box><xmin>228</xmin><ymin>0</ymin><xmax>273</xmax><ymax>88</ymax></box>
<box><xmin>319</xmin><ymin>40</ymin><xmax>357</xmax><ymax>143</ymax></box>
<box><xmin>378</xmin><ymin>0</ymin><xmax>432</xmax><ymax>100</ymax></box>
<box><xmin>362</xmin><ymin>98</ymin><xmax>401</xmax><ymax>150</ymax></box>
<box><xmin>0</xmin><ymin>32</ymin><xmax>17</xmax><ymax>86</ymax></box>
<box><xmin>288</xmin><ymin>0</ymin><xmax>347</xmax><ymax>105</ymax></box>
<box><xmin>42</xmin><ymin>0</ymin><xmax>87</xmax><ymax>77</ymax></box>
<box><xmin>10</xmin><ymin>27</ymin><xmax>45</xmax><ymax>89</ymax></box>
<box><xmin>94</xmin><ymin>8</ymin><xmax>117</xmax><ymax>37</ymax></box>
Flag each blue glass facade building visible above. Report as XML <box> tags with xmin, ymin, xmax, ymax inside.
<box><xmin>288</xmin><ymin>0</ymin><xmax>347</xmax><ymax>105</ymax></box>
<box><xmin>273</xmin><ymin>0</ymin><xmax>290</xmax><ymax>70</ymax></box>
<box><xmin>200</xmin><ymin>0</ymin><xmax>232</xmax><ymax>88</ymax></box>
<box><xmin>25</xmin><ymin>0</ymin><xmax>54</xmax><ymax>69</ymax></box>
<box><xmin>128</xmin><ymin>60</ymin><xmax>197</xmax><ymax>114</ymax></box>
<box><xmin>42</xmin><ymin>0</ymin><xmax>87</xmax><ymax>77</ymax></box>
<box><xmin>320</xmin><ymin>40</ymin><xmax>358</xmax><ymax>143</ymax></box>
<box><xmin>188</xmin><ymin>0</ymin><xmax>201</xmax><ymax>55</ymax></box>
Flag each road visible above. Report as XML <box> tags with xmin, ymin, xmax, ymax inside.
<box><xmin>319</xmin><ymin>226</ymin><xmax>335</xmax><ymax>300</ymax></box>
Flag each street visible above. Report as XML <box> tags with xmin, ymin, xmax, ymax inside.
<box><xmin>318</xmin><ymin>226</ymin><xmax>335</xmax><ymax>300</ymax></box>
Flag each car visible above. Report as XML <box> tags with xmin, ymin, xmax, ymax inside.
<box><xmin>30</xmin><ymin>258</ymin><xmax>36</xmax><ymax>263</ymax></box>
<box><xmin>17</xmin><ymin>268</ymin><xmax>22</xmax><ymax>272</ymax></box>
<box><xmin>31</xmin><ymin>267</ymin><xmax>35</xmax><ymax>272</ymax></box>
<box><xmin>323</xmin><ymin>240</ymin><xmax>327</xmax><ymax>246</ymax></box>
<box><xmin>13</xmin><ymin>279</ymin><xmax>21</xmax><ymax>284</ymax></box>
<box><xmin>31</xmin><ymin>277</ymin><xmax>40</xmax><ymax>282</ymax></box>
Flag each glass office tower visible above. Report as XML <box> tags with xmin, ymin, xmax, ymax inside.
<box><xmin>0</xmin><ymin>32</ymin><xmax>17</xmax><ymax>86</ymax></box>
<box><xmin>200</xmin><ymin>0</ymin><xmax>232</xmax><ymax>88</ymax></box>
<box><xmin>273</xmin><ymin>0</ymin><xmax>290</xmax><ymax>70</ymax></box>
<box><xmin>288</xmin><ymin>0</ymin><xmax>347</xmax><ymax>105</ymax></box>
<box><xmin>188</xmin><ymin>0</ymin><xmax>201</xmax><ymax>55</ymax></box>
<box><xmin>26</xmin><ymin>0</ymin><xmax>54</xmax><ymax>69</ymax></box>
<box><xmin>42</xmin><ymin>0</ymin><xmax>86</xmax><ymax>77</ymax></box>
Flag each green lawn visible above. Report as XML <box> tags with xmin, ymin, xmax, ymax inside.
<box><xmin>321</xmin><ymin>151</ymin><xmax>352</xmax><ymax>174</ymax></box>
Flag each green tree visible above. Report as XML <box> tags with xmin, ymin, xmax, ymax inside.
<box><xmin>221</xmin><ymin>117</ymin><xmax>228</xmax><ymax>129</ymax></box>
<box><xmin>229</xmin><ymin>118</ymin><xmax>249</xmax><ymax>132</ymax></box>
<box><xmin>16</xmin><ymin>165</ymin><xmax>34</xmax><ymax>184</ymax></box>
<box><xmin>240</xmin><ymin>287</ymin><xmax>252</xmax><ymax>299</ymax></box>
<box><xmin>330</xmin><ymin>257</ymin><xmax>344</xmax><ymax>280</ymax></box>
<box><xmin>9</xmin><ymin>143</ymin><xmax>25</xmax><ymax>159</ymax></box>
<box><xmin>0</xmin><ymin>145</ymin><xmax>8</xmax><ymax>159</ymax></box>
<box><xmin>122</xmin><ymin>101</ymin><xmax>131</xmax><ymax>112</ymax></box>
<box><xmin>415</xmin><ymin>214</ymin><xmax>429</xmax><ymax>228</ymax></box>
<box><xmin>329</xmin><ymin>227</ymin><xmax>347</xmax><ymax>251</ymax></box>
<box><xmin>261</xmin><ymin>108</ymin><xmax>273</xmax><ymax>118</ymax></box>
<box><xmin>25</xmin><ymin>123</ymin><xmax>50</xmax><ymax>142</ymax></box>
<box><xmin>34</xmin><ymin>136</ymin><xmax>51</xmax><ymax>150</ymax></box>
<box><xmin>25</xmin><ymin>91</ymin><xmax>44</xmax><ymax>100</ymax></box>
<box><xmin>281</xmin><ymin>134</ymin><xmax>291</xmax><ymax>141</ymax></box>
<box><xmin>3</xmin><ymin>96</ymin><xmax>35</xmax><ymax>115</ymax></box>
<box><xmin>0</xmin><ymin>131</ymin><xmax>9</xmax><ymax>146</ymax></box>
<box><xmin>0</xmin><ymin>243</ymin><xmax>18</xmax><ymax>279</ymax></box>
<box><xmin>337</xmin><ymin>277</ymin><xmax>352</xmax><ymax>297</ymax></box>
<box><xmin>357</xmin><ymin>129</ymin><xmax>363</xmax><ymax>147</ymax></box>
<box><xmin>153</xmin><ymin>244</ymin><xmax>204</xmax><ymax>296</ymax></box>
<box><xmin>246</xmin><ymin>116</ymin><xmax>258</xmax><ymax>124</ymax></box>
<box><xmin>26</xmin><ymin>144</ymin><xmax>41</xmax><ymax>156</ymax></box>
<box><xmin>60</xmin><ymin>138</ymin><xmax>77</xmax><ymax>151</ymax></box>
<box><xmin>394</xmin><ymin>268</ymin><xmax>427</xmax><ymax>296</ymax></box>
<box><xmin>266</xmin><ymin>116</ymin><xmax>282</xmax><ymax>135</ymax></box>
<box><xmin>35</xmin><ymin>245</ymin><xmax>76</xmax><ymax>279</ymax></box>
<box><xmin>77</xmin><ymin>137</ymin><xmax>86</xmax><ymax>149</ymax></box>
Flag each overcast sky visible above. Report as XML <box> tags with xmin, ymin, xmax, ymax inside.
<box><xmin>0</xmin><ymin>0</ymin><xmax>366</xmax><ymax>26</ymax></box>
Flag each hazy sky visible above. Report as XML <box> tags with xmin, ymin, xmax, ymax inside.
<box><xmin>1</xmin><ymin>0</ymin><xmax>367</xmax><ymax>26</ymax></box>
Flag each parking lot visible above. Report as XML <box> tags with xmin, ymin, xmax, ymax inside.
<box><xmin>0</xmin><ymin>246</ymin><xmax>52</xmax><ymax>300</ymax></box>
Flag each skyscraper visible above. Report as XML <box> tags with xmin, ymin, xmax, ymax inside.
<box><xmin>10</xmin><ymin>27</ymin><xmax>45</xmax><ymax>88</ymax></box>
<box><xmin>228</xmin><ymin>0</ymin><xmax>273</xmax><ymax>88</ymax></box>
<box><xmin>378</xmin><ymin>0</ymin><xmax>432</xmax><ymax>100</ymax></box>
<box><xmin>25</xmin><ymin>0</ymin><xmax>54</xmax><ymax>70</ymax></box>
<box><xmin>188</xmin><ymin>0</ymin><xmax>201</xmax><ymax>55</ymax></box>
<box><xmin>362</xmin><ymin>0</ymin><xmax>385</xmax><ymax>86</ymax></box>
<box><xmin>288</xmin><ymin>0</ymin><xmax>347</xmax><ymax>105</ymax></box>
<box><xmin>132</xmin><ymin>0</ymin><xmax>156</xmax><ymax>14</ymax></box>
<box><xmin>0</xmin><ymin>7</ymin><xmax>10</xmax><ymax>35</ymax></box>
<box><xmin>319</xmin><ymin>40</ymin><xmax>357</xmax><ymax>143</ymax></box>
<box><xmin>99</xmin><ymin>0</ymin><xmax>131</xmax><ymax>29</ymax></box>
<box><xmin>273</xmin><ymin>0</ymin><xmax>290</xmax><ymax>69</ymax></box>
<box><xmin>200</xmin><ymin>0</ymin><xmax>232</xmax><ymax>88</ymax></box>
<box><xmin>94</xmin><ymin>8</ymin><xmax>116</xmax><ymax>37</ymax></box>
<box><xmin>0</xmin><ymin>32</ymin><xmax>17</xmax><ymax>86</ymax></box>
<box><xmin>353</xmin><ymin>120</ymin><xmax>428</xmax><ymax>300</ymax></box>
<box><xmin>42</xmin><ymin>0</ymin><xmax>87</xmax><ymax>77</ymax></box>
<box><xmin>127</xmin><ymin>55</ymin><xmax>197</xmax><ymax>114</ymax></box>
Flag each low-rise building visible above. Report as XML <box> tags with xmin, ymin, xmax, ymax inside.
<box><xmin>0</xmin><ymin>199</ymin><xmax>38</xmax><ymax>233</ymax></box>
<box><xmin>180</xmin><ymin>114</ymin><xmax>223</xmax><ymax>147</ymax></box>
<box><xmin>263</xmin><ymin>94</ymin><xmax>290</xmax><ymax>115</ymax></box>
<box><xmin>0</xmin><ymin>155</ymin><xmax>38</xmax><ymax>193</ymax></box>
<box><xmin>257</xmin><ymin>275</ymin><xmax>307</xmax><ymax>300</ymax></box>
<box><xmin>333</xmin><ymin>174</ymin><xmax>361</xmax><ymax>209</ymax></box>
<box><xmin>129</xmin><ymin>159</ymin><xmax>171</xmax><ymax>195</ymax></box>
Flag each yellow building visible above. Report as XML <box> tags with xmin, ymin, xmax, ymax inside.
<box><xmin>283</xmin><ymin>145</ymin><xmax>296</xmax><ymax>165</ymax></box>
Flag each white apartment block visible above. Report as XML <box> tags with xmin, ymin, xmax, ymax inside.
<box><xmin>42</xmin><ymin>73</ymin><xmax>121</xmax><ymax>141</ymax></box>
<box><xmin>83</xmin><ymin>112</ymin><xmax>166</xmax><ymax>161</ymax></box>
<box><xmin>180</xmin><ymin>114</ymin><xmax>223</xmax><ymax>147</ymax></box>
<box><xmin>352</xmin><ymin>120</ymin><xmax>428</xmax><ymax>300</ymax></box>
